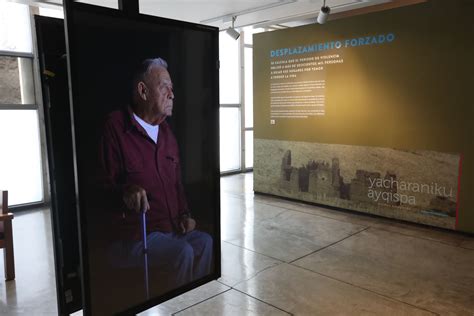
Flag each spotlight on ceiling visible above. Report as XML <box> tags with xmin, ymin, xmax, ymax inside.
<box><xmin>226</xmin><ymin>16</ymin><xmax>240</xmax><ymax>40</ymax></box>
<box><xmin>317</xmin><ymin>0</ymin><xmax>331</xmax><ymax>24</ymax></box>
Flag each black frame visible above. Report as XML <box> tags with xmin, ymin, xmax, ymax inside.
<box><xmin>63</xmin><ymin>1</ymin><xmax>221</xmax><ymax>315</ymax></box>
<box><xmin>35</xmin><ymin>15</ymin><xmax>82</xmax><ymax>315</ymax></box>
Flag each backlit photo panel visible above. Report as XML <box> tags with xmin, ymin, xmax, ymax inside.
<box><xmin>64</xmin><ymin>2</ymin><xmax>220</xmax><ymax>315</ymax></box>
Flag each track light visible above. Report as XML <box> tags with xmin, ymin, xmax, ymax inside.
<box><xmin>226</xmin><ymin>28</ymin><xmax>240</xmax><ymax>40</ymax></box>
<box><xmin>317</xmin><ymin>0</ymin><xmax>331</xmax><ymax>24</ymax></box>
<box><xmin>226</xmin><ymin>16</ymin><xmax>240</xmax><ymax>40</ymax></box>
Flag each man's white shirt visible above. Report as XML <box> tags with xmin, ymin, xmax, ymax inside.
<box><xmin>133</xmin><ymin>113</ymin><xmax>159</xmax><ymax>143</ymax></box>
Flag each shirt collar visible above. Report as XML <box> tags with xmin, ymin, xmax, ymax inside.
<box><xmin>125</xmin><ymin>106</ymin><xmax>167</xmax><ymax>134</ymax></box>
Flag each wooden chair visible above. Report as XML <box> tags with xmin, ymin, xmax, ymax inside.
<box><xmin>0</xmin><ymin>190</ymin><xmax>15</xmax><ymax>281</ymax></box>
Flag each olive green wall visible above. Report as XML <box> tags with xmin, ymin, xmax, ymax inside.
<box><xmin>253</xmin><ymin>0</ymin><xmax>474</xmax><ymax>233</ymax></box>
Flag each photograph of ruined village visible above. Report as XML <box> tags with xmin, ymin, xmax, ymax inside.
<box><xmin>254</xmin><ymin>139</ymin><xmax>460</xmax><ymax>229</ymax></box>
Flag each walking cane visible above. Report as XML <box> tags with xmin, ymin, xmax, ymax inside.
<box><xmin>140</xmin><ymin>209</ymin><xmax>150</xmax><ymax>300</ymax></box>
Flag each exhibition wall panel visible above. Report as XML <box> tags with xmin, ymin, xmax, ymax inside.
<box><xmin>253</xmin><ymin>0</ymin><xmax>473</xmax><ymax>233</ymax></box>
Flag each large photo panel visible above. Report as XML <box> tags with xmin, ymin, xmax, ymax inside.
<box><xmin>64</xmin><ymin>3</ymin><xmax>220</xmax><ymax>315</ymax></box>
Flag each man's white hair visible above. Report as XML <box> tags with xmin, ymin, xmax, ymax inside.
<box><xmin>132</xmin><ymin>57</ymin><xmax>168</xmax><ymax>88</ymax></box>
<box><xmin>143</xmin><ymin>57</ymin><xmax>168</xmax><ymax>73</ymax></box>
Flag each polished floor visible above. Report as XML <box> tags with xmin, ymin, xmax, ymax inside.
<box><xmin>1</xmin><ymin>173</ymin><xmax>474</xmax><ymax>315</ymax></box>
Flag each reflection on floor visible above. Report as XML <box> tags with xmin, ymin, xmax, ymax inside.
<box><xmin>1</xmin><ymin>173</ymin><xmax>474</xmax><ymax>315</ymax></box>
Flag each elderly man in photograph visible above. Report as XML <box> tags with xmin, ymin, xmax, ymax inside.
<box><xmin>98</xmin><ymin>57</ymin><xmax>212</xmax><ymax>290</ymax></box>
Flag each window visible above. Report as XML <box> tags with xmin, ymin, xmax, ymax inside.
<box><xmin>38</xmin><ymin>7</ymin><xmax>64</xmax><ymax>19</ymax></box>
<box><xmin>219</xmin><ymin>108</ymin><xmax>241</xmax><ymax>171</ymax></box>
<box><xmin>75</xmin><ymin>0</ymin><xmax>118</xmax><ymax>9</ymax></box>
<box><xmin>0</xmin><ymin>56</ymin><xmax>35</xmax><ymax>104</ymax></box>
<box><xmin>245</xmin><ymin>130</ymin><xmax>253</xmax><ymax>168</ymax></box>
<box><xmin>241</xmin><ymin>27</ymin><xmax>265</xmax><ymax>171</ymax></box>
<box><xmin>219</xmin><ymin>31</ymin><xmax>241</xmax><ymax>173</ymax></box>
<box><xmin>218</xmin><ymin>27</ymin><xmax>264</xmax><ymax>173</ymax></box>
<box><xmin>0</xmin><ymin>110</ymin><xmax>43</xmax><ymax>205</ymax></box>
<box><xmin>244</xmin><ymin>47</ymin><xmax>253</xmax><ymax>128</ymax></box>
<box><xmin>0</xmin><ymin>1</ymin><xmax>33</xmax><ymax>53</ymax></box>
<box><xmin>219</xmin><ymin>31</ymin><xmax>240</xmax><ymax>105</ymax></box>
<box><xmin>0</xmin><ymin>2</ymin><xmax>45</xmax><ymax>206</ymax></box>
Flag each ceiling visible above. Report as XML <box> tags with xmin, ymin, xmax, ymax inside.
<box><xmin>20</xmin><ymin>0</ymin><xmax>390</xmax><ymax>29</ymax></box>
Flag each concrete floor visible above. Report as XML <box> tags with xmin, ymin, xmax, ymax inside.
<box><xmin>1</xmin><ymin>173</ymin><xmax>474</xmax><ymax>315</ymax></box>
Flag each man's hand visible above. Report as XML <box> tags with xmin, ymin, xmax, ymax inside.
<box><xmin>123</xmin><ymin>184</ymin><xmax>150</xmax><ymax>213</ymax></box>
<box><xmin>179</xmin><ymin>216</ymin><xmax>196</xmax><ymax>234</ymax></box>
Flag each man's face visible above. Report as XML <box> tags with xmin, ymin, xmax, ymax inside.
<box><xmin>144</xmin><ymin>66</ymin><xmax>174</xmax><ymax>118</ymax></box>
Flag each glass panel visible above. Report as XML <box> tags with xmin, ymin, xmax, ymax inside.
<box><xmin>75</xmin><ymin>0</ymin><xmax>119</xmax><ymax>9</ymax></box>
<box><xmin>219</xmin><ymin>31</ymin><xmax>240</xmax><ymax>104</ymax></box>
<box><xmin>0</xmin><ymin>2</ymin><xmax>32</xmax><ymax>53</ymax></box>
<box><xmin>0</xmin><ymin>56</ymin><xmax>35</xmax><ymax>104</ymax></box>
<box><xmin>245</xmin><ymin>130</ymin><xmax>253</xmax><ymax>169</ymax></box>
<box><xmin>0</xmin><ymin>56</ymin><xmax>21</xmax><ymax>104</ymax></box>
<box><xmin>19</xmin><ymin>57</ymin><xmax>35</xmax><ymax>104</ymax></box>
<box><xmin>244</xmin><ymin>47</ymin><xmax>253</xmax><ymax>128</ymax></box>
<box><xmin>220</xmin><ymin>107</ymin><xmax>240</xmax><ymax>172</ymax></box>
<box><xmin>243</xmin><ymin>27</ymin><xmax>266</xmax><ymax>45</ymax></box>
<box><xmin>0</xmin><ymin>110</ymin><xmax>43</xmax><ymax>205</ymax></box>
<box><xmin>39</xmin><ymin>7</ymin><xmax>64</xmax><ymax>19</ymax></box>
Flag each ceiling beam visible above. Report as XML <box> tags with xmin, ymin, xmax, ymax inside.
<box><xmin>200</xmin><ymin>0</ymin><xmax>297</xmax><ymax>24</ymax></box>
<box><xmin>329</xmin><ymin>0</ymin><xmax>428</xmax><ymax>21</ymax></box>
